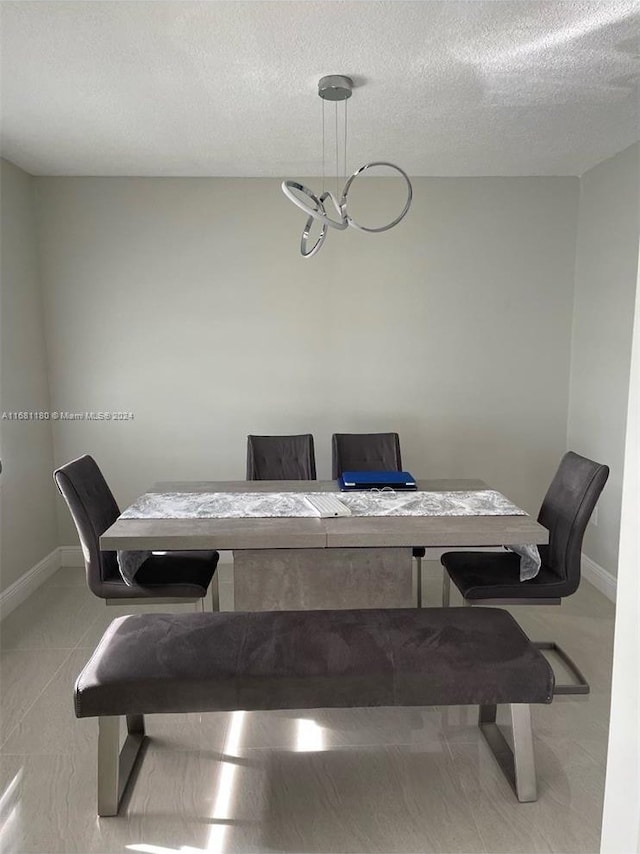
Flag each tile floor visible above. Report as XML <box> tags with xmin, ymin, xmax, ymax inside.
<box><xmin>0</xmin><ymin>561</ymin><xmax>615</xmax><ymax>853</ymax></box>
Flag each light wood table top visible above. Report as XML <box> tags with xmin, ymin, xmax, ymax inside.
<box><xmin>100</xmin><ymin>479</ymin><xmax>548</xmax><ymax>551</ymax></box>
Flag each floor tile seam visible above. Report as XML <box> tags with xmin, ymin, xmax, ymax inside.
<box><xmin>0</xmin><ymin>648</ymin><xmax>76</xmax><ymax>752</ymax></box>
<box><xmin>162</xmin><ymin>712</ymin><xmax>232</xmax><ymax>748</ymax></box>
<box><xmin>72</xmin><ymin>609</ymin><xmax>105</xmax><ymax>650</ymax></box>
<box><xmin>220</xmin><ymin>737</ymin><xmax>457</xmax><ymax>756</ymax></box>
<box><xmin>0</xmin><ymin>748</ymin><xmax>78</xmax><ymax>757</ymax></box>
<box><xmin>0</xmin><ymin>644</ymin><xmax>80</xmax><ymax>656</ymax></box>
<box><xmin>43</xmin><ymin>583</ymin><xmax>87</xmax><ymax>589</ymax></box>
<box><xmin>12</xmin><ymin>735</ymin><xmax>469</xmax><ymax>755</ymax></box>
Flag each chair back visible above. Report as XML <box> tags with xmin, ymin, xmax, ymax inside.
<box><xmin>246</xmin><ymin>434</ymin><xmax>317</xmax><ymax>480</ymax></box>
<box><xmin>53</xmin><ymin>455</ymin><xmax>121</xmax><ymax>595</ymax></box>
<box><xmin>332</xmin><ymin>432</ymin><xmax>402</xmax><ymax>479</ymax></box>
<box><xmin>538</xmin><ymin>451</ymin><xmax>609</xmax><ymax>593</ymax></box>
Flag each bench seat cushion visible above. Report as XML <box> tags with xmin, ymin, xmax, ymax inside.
<box><xmin>74</xmin><ymin>607</ymin><xmax>554</xmax><ymax>718</ymax></box>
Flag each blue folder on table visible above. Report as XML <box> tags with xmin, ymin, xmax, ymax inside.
<box><xmin>339</xmin><ymin>470</ymin><xmax>417</xmax><ymax>491</ymax></box>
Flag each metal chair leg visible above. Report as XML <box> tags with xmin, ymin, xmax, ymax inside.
<box><xmin>442</xmin><ymin>571</ymin><xmax>451</xmax><ymax>607</ymax></box>
<box><xmin>97</xmin><ymin>715</ymin><xmax>146</xmax><ymax>817</ymax></box>
<box><xmin>415</xmin><ymin>555</ymin><xmax>422</xmax><ymax>608</ymax></box>
<box><xmin>126</xmin><ymin>714</ymin><xmax>145</xmax><ymax>736</ymax></box>
<box><xmin>479</xmin><ymin>703</ymin><xmax>537</xmax><ymax>802</ymax></box>
<box><xmin>211</xmin><ymin>570</ymin><xmax>220</xmax><ymax>612</ymax></box>
<box><xmin>442</xmin><ymin>569</ymin><xmax>473</xmax><ymax>608</ymax></box>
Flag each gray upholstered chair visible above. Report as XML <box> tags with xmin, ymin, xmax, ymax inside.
<box><xmin>331</xmin><ymin>432</ymin><xmax>403</xmax><ymax>480</ymax></box>
<box><xmin>331</xmin><ymin>432</ymin><xmax>426</xmax><ymax>604</ymax></box>
<box><xmin>246</xmin><ymin>434</ymin><xmax>316</xmax><ymax>480</ymax></box>
<box><xmin>441</xmin><ymin>451</ymin><xmax>609</xmax><ymax>694</ymax></box>
<box><xmin>54</xmin><ymin>455</ymin><xmax>220</xmax><ymax>608</ymax></box>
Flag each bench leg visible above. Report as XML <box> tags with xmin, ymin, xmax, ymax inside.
<box><xmin>478</xmin><ymin>704</ymin><xmax>537</xmax><ymax>803</ymax></box>
<box><xmin>98</xmin><ymin>715</ymin><xmax>146</xmax><ymax>817</ymax></box>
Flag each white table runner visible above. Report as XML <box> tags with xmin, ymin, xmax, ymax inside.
<box><xmin>121</xmin><ymin>489</ymin><xmax>527</xmax><ymax>520</ymax></box>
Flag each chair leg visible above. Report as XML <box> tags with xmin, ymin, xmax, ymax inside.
<box><xmin>534</xmin><ymin>641</ymin><xmax>590</xmax><ymax>695</ymax></box>
<box><xmin>211</xmin><ymin>570</ymin><xmax>220</xmax><ymax>612</ymax></box>
<box><xmin>126</xmin><ymin>714</ymin><xmax>145</xmax><ymax>736</ymax></box>
<box><xmin>415</xmin><ymin>555</ymin><xmax>422</xmax><ymax>608</ymax></box>
<box><xmin>97</xmin><ymin>715</ymin><xmax>146</xmax><ymax>817</ymax></box>
<box><xmin>442</xmin><ymin>570</ymin><xmax>451</xmax><ymax>607</ymax></box>
<box><xmin>478</xmin><ymin>703</ymin><xmax>537</xmax><ymax>803</ymax></box>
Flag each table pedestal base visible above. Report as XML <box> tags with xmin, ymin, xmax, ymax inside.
<box><xmin>232</xmin><ymin>547</ymin><xmax>415</xmax><ymax>611</ymax></box>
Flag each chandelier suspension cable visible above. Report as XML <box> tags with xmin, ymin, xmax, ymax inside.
<box><xmin>321</xmin><ymin>97</ymin><xmax>325</xmax><ymax>194</ymax></box>
<box><xmin>335</xmin><ymin>101</ymin><xmax>339</xmax><ymax>197</ymax></box>
<box><xmin>344</xmin><ymin>95</ymin><xmax>348</xmax><ymax>182</ymax></box>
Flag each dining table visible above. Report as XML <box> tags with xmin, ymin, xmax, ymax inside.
<box><xmin>101</xmin><ymin>478</ymin><xmax>548</xmax><ymax>551</ymax></box>
<box><xmin>101</xmin><ymin>478</ymin><xmax>548</xmax><ymax>610</ymax></box>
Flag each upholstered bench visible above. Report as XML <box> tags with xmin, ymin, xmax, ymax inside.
<box><xmin>75</xmin><ymin>607</ymin><xmax>554</xmax><ymax>816</ymax></box>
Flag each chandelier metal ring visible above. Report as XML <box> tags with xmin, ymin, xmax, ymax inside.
<box><xmin>300</xmin><ymin>217</ymin><xmax>328</xmax><ymax>258</ymax></box>
<box><xmin>281</xmin><ymin>180</ymin><xmax>323</xmax><ymax>217</ymax></box>
<box><xmin>282</xmin><ymin>181</ymin><xmax>348</xmax><ymax>231</ymax></box>
<box><xmin>300</xmin><ymin>195</ymin><xmax>330</xmax><ymax>258</ymax></box>
<box><xmin>340</xmin><ymin>161</ymin><xmax>413</xmax><ymax>234</ymax></box>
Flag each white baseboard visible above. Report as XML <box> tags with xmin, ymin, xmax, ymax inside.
<box><xmin>582</xmin><ymin>553</ymin><xmax>616</xmax><ymax>602</ymax></box>
<box><xmin>0</xmin><ymin>548</ymin><xmax>62</xmax><ymax>621</ymax></box>
<box><xmin>59</xmin><ymin>545</ymin><xmax>84</xmax><ymax>567</ymax></box>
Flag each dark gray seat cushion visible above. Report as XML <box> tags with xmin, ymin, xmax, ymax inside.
<box><xmin>134</xmin><ymin>550</ymin><xmax>218</xmax><ymax>594</ymax></box>
<box><xmin>441</xmin><ymin>550</ymin><xmax>569</xmax><ymax>600</ymax></box>
<box><xmin>75</xmin><ymin>607</ymin><xmax>554</xmax><ymax>718</ymax></box>
<box><xmin>98</xmin><ymin>550</ymin><xmax>219</xmax><ymax>599</ymax></box>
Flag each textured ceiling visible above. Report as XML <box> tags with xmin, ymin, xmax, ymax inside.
<box><xmin>1</xmin><ymin>0</ymin><xmax>638</xmax><ymax>177</ymax></box>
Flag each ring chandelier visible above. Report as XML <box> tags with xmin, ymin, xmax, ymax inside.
<box><xmin>281</xmin><ymin>75</ymin><xmax>413</xmax><ymax>259</ymax></box>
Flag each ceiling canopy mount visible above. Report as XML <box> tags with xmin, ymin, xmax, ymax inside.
<box><xmin>317</xmin><ymin>75</ymin><xmax>353</xmax><ymax>102</ymax></box>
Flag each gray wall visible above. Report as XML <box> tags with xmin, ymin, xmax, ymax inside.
<box><xmin>568</xmin><ymin>143</ymin><xmax>640</xmax><ymax>577</ymax></box>
<box><xmin>32</xmin><ymin>175</ymin><xmax>580</xmax><ymax>543</ymax></box>
<box><xmin>0</xmin><ymin>159</ymin><xmax>58</xmax><ymax>591</ymax></box>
